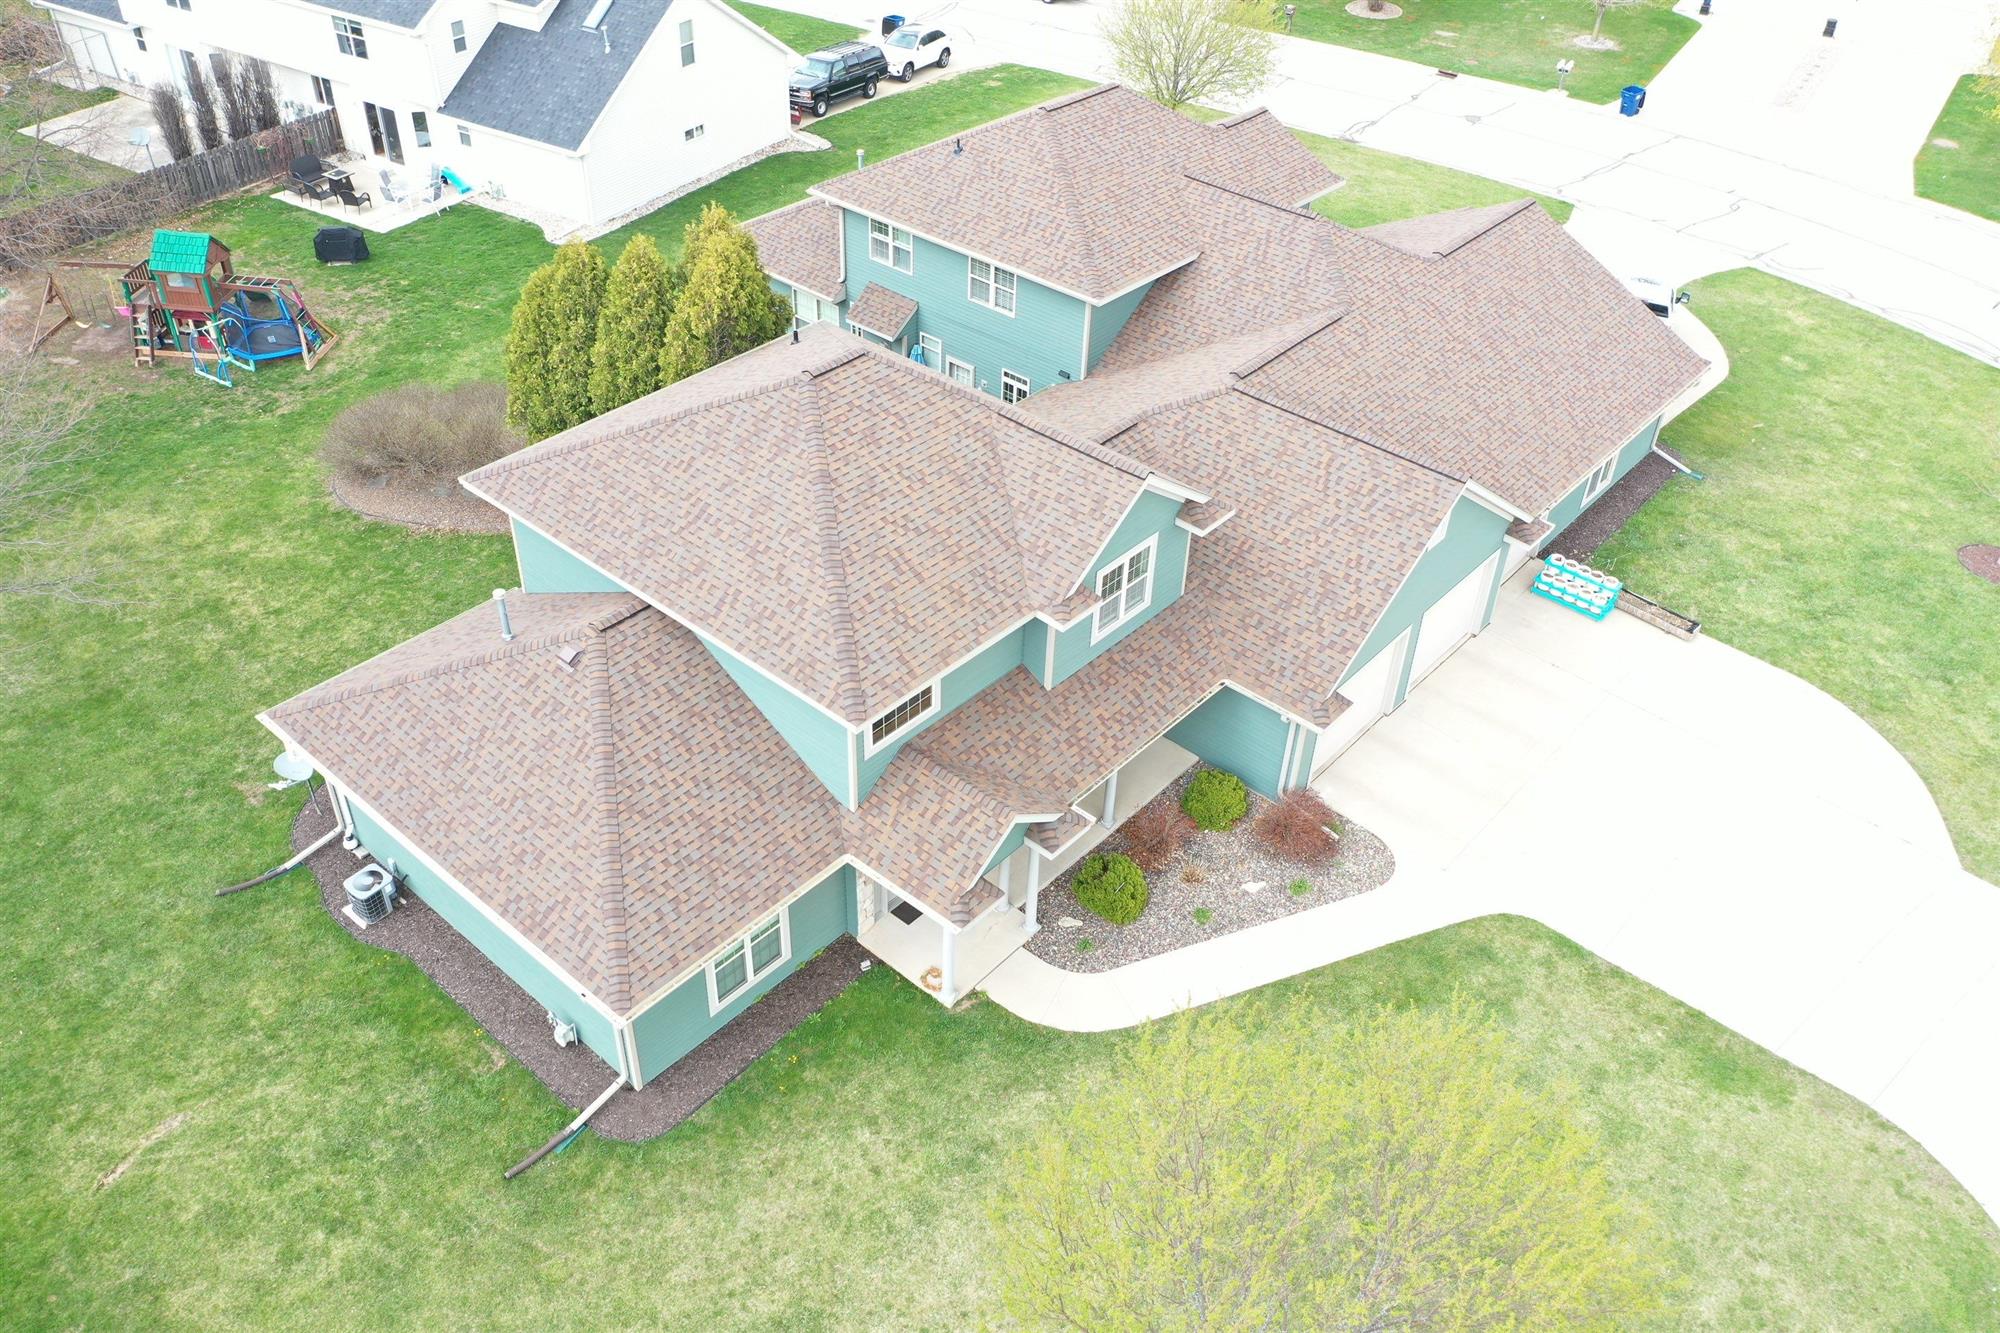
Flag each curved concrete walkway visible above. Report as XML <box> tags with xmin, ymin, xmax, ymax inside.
<box><xmin>981</xmin><ymin>569</ymin><xmax>2000</xmax><ymax>1220</ymax></box>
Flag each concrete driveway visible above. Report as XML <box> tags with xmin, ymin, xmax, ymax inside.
<box><xmin>984</xmin><ymin>567</ymin><xmax>2000</xmax><ymax>1220</ymax></box>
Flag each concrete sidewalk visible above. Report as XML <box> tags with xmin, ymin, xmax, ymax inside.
<box><xmin>777</xmin><ymin>0</ymin><xmax>2000</xmax><ymax>363</ymax></box>
<box><xmin>980</xmin><ymin>568</ymin><xmax>2000</xmax><ymax>1222</ymax></box>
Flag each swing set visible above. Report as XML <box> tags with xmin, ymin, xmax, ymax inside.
<box><xmin>26</xmin><ymin>230</ymin><xmax>337</xmax><ymax>389</ymax></box>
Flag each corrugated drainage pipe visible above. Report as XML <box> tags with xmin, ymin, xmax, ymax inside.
<box><xmin>216</xmin><ymin>828</ymin><xmax>341</xmax><ymax>896</ymax></box>
<box><xmin>504</xmin><ymin>1075</ymin><xmax>624</xmax><ymax>1180</ymax></box>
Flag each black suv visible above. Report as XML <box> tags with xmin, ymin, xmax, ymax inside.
<box><xmin>790</xmin><ymin>41</ymin><xmax>889</xmax><ymax>117</ymax></box>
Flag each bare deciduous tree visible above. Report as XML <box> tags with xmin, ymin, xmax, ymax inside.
<box><xmin>210</xmin><ymin>53</ymin><xmax>254</xmax><ymax>140</ymax></box>
<box><xmin>239</xmin><ymin>57</ymin><xmax>281</xmax><ymax>132</ymax></box>
<box><xmin>1101</xmin><ymin>0</ymin><xmax>1278</xmax><ymax>111</ymax></box>
<box><xmin>1585</xmin><ymin>0</ymin><xmax>1644</xmax><ymax>47</ymax></box>
<box><xmin>185</xmin><ymin>63</ymin><xmax>223</xmax><ymax>151</ymax></box>
<box><xmin>149</xmin><ymin>82</ymin><xmax>196</xmax><ymax>161</ymax></box>
<box><xmin>0</xmin><ymin>352</ymin><xmax>107</xmax><ymax>604</ymax></box>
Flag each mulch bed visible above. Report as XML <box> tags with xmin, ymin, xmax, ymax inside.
<box><xmin>288</xmin><ymin>800</ymin><xmax>865</xmax><ymax>1142</ymax></box>
<box><xmin>329</xmin><ymin>470</ymin><xmax>510</xmax><ymax>535</ymax></box>
<box><xmin>1541</xmin><ymin>445</ymin><xmax>1688</xmax><ymax>564</ymax></box>
<box><xmin>1958</xmin><ymin>544</ymin><xmax>2000</xmax><ymax>585</ymax></box>
<box><xmin>1025</xmin><ymin>766</ymin><xmax>1394</xmax><ymax>974</ymax></box>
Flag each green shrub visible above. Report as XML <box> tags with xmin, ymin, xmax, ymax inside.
<box><xmin>1182</xmin><ymin>769</ymin><xmax>1248</xmax><ymax>832</ymax></box>
<box><xmin>1192</xmin><ymin>907</ymin><xmax>1213</xmax><ymax>925</ymax></box>
<box><xmin>1073</xmin><ymin>852</ymin><xmax>1149</xmax><ymax>926</ymax></box>
<box><xmin>1288</xmin><ymin>878</ymin><xmax>1313</xmax><ymax>897</ymax></box>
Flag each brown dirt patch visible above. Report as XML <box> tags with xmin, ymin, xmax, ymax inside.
<box><xmin>329</xmin><ymin>469</ymin><xmax>510</xmax><ymax>535</ymax></box>
<box><xmin>98</xmin><ymin>1111</ymin><xmax>193</xmax><ymax>1189</ymax></box>
<box><xmin>1958</xmin><ymin>544</ymin><xmax>2000</xmax><ymax>585</ymax></box>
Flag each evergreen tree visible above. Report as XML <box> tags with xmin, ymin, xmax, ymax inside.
<box><xmin>659</xmin><ymin>204</ymin><xmax>791</xmax><ymax>385</ymax></box>
<box><xmin>588</xmin><ymin>234</ymin><xmax>676</xmax><ymax>415</ymax></box>
<box><xmin>504</xmin><ymin>241</ymin><xmax>609</xmax><ymax>441</ymax></box>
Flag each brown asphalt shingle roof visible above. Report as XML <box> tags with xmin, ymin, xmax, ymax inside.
<box><xmin>746</xmin><ymin>197</ymin><xmax>845</xmax><ymax>303</ymax></box>
<box><xmin>464</xmin><ymin>325</ymin><xmax>1199</xmax><ymax>726</ymax></box>
<box><xmin>846</xmin><ymin>282</ymin><xmax>918</xmax><ymax>340</ymax></box>
<box><xmin>811</xmin><ymin>84</ymin><xmax>1340</xmax><ymax>302</ymax></box>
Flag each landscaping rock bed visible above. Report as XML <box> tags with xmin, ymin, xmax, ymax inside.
<box><xmin>1025</xmin><ymin>766</ymin><xmax>1394</xmax><ymax>974</ymax></box>
<box><xmin>289</xmin><ymin>799</ymin><xmax>864</xmax><ymax>1142</ymax></box>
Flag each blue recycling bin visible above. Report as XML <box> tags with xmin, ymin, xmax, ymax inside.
<box><xmin>1619</xmin><ymin>84</ymin><xmax>1647</xmax><ymax>117</ymax></box>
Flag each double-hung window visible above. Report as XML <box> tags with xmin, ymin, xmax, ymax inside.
<box><xmin>333</xmin><ymin>16</ymin><xmax>367</xmax><ymax>58</ymax></box>
<box><xmin>1001</xmin><ymin>370</ymin><xmax>1029</xmax><ymax>403</ymax></box>
<box><xmin>917</xmin><ymin>332</ymin><xmax>942</xmax><ymax>370</ymax></box>
<box><xmin>411</xmin><ymin>111</ymin><xmax>431</xmax><ymax>148</ymax></box>
<box><xmin>450</xmin><ymin>18</ymin><xmax>467</xmax><ymax>52</ymax></box>
<box><xmin>165</xmin><ymin>0</ymin><xmax>189</xmax><ymax>10</ymax></box>
<box><xmin>869</xmin><ymin>218</ymin><xmax>912</xmax><ymax>272</ymax></box>
<box><xmin>968</xmin><ymin>258</ymin><xmax>1016</xmax><ymax>315</ymax></box>
<box><xmin>683</xmin><ymin>123</ymin><xmax>704</xmax><ymax>142</ymax></box>
<box><xmin>679</xmin><ymin>18</ymin><xmax>695</xmax><ymax>64</ymax></box>
<box><xmin>1582</xmin><ymin>452</ymin><xmax>1618</xmax><ymax>503</ymax></box>
<box><xmin>310</xmin><ymin>74</ymin><xmax>334</xmax><ymax>106</ymax></box>
<box><xmin>1092</xmin><ymin>537</ymin><xmax>1155</xmax><ymax>641</ymax></box>
<box><xmin>866</xmin><ymin>683</ymin><xmax>937</xmax><ymax>754</ymax></box>
<box><xmin>706</xmin><ymin>911</ymin><xmax>789</xmax><ymax>1012</ymax></box>
<box><xmin>944</xmin><ymin>356</ymin><xmax>974</xmax><ymax>387</ymax></box>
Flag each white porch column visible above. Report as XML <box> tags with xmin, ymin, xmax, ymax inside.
<box><xmin>1103</xmin><ymin>766</ymin><xmax>1122</xmax><ymax>830</ymax></box>
<box><xmin>1024</xmin><ymin>853</ymin><xmax>1042</xmax><ymax>933</ymax></box>
<box><xmin>998</xmin><ymin>855</ymin><xmax>1013</xmax><ymax>904</ymax></box>
<box><xmin>939</xmin><ymin>926</ymin><xmax>959</xmax><ymax>1004</ymax></box>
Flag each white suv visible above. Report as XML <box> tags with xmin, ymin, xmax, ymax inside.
<box><xmin>881</xmin><ymin>25</ymin><xmax>951</xmax><ymax>81</ymax></box>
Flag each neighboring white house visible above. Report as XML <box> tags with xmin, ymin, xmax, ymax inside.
<box><xmin>31</xmin><ymin>0</ymin><xmax>795</xmax><ymax>230</ymax></box>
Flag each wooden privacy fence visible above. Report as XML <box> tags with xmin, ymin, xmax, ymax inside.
<box><xmin>0</xmin><ymin>109</ymin><xmax>344</xmax><ymax>270</ymax></box>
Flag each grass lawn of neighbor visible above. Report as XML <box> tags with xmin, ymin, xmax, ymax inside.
<box><xmin>1300</xmin><ymin>128</ymin><xmax>1572</xmax><ymax>225</ymax></box>
<box><xmin>2</xmin><ymin>64</ymin><xmax>1994</xmax><ymax>1330</ymax></box>
<box><xmin>1286</xmin><ymin>0</ymin><xmax>1698</xmax><ymax>104</ymax></box>
<box><xmin>726</xmin><ymin>0</ymin><xmax>855</xmax><ymax>55</ymax></box>
<box><xmin>1915</xmin><ymin>74</ymin><xmax>2000</xmax><ymax>223</ymax></box>
<box><xmin>0</xmin><ymin>0</ymin><xmax>126</xmax><ymax>218</ymax></box>
<box><xmin>1595</xmin><ymin>269</ymin><xmax>2000</xmax><ymax>883</ymax></box>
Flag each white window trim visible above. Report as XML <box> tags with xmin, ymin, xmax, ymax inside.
<box><xmin>705</xmin><ymin>908</ymin><xmax>791</xmax><ymax>1014</ymax></box>
<box><xmin>967</xmin><ymin>257</ymin><xmax>1018</xmax><ymax>317</ymax></box>
<box><xmin>918</xmin><ymin>332</ymin><xmax>942</xmax><ymax>371</ymax></box>
<box><xmin>944</xmin><ymin>355</ymin><xmax>974</xmax><ymax>387</ymax></box>
<box><xmin>1090</xmin><ymin>533</ymin><xmax>1158</xmax><ymax>643</ymax></box>
<box><xmin>1581</xmin><ymin>451</ymin><xmax>1619</xmax><ymax>504</ymax></box>
<box><xmin>863</xmin><ymin>679</ymin><xmax>941</xmax><ymax>757</ymax></box>
<box><xmin>1001</xmin><ymin>369</ymin><xmax>1030</xmax><ymax>403</ymax></box>
<box><xmin>868</xmin><ymin>217</ymin><xmax>913</xmax><ymax>274</ymax></box>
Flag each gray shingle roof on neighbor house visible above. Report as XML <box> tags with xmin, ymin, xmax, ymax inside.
<box><xmin>438</xmin><ymin>0</ymin><xmax>673</xmax><ymax>150</ymax></box>
<box><xmin>36</xmin><ymin>0</ymin><xmax>124</xmax><ymax>23</ymax></box>
<box><xmin>295</xmin><ymin>0</ymin><xmax>438</xmax><ymax>28</ymax></box>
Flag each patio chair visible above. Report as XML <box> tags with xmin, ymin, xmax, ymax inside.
<box><xmin>376</xmin><ymin>168</ymin><xmax>410</xmax><ymax>205</ymax></box>
<box><xmin>332</xmin><ymin>177</ymin><xmax>373</xmax><ymax>211</ymax></box>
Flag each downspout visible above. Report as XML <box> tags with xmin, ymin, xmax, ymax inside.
<box><xmin>504</xmin><ymin>1074</ymin><xmax>625</xmax><ymax>1180</ymax></box>
<box><xmin>1651</xmin><ymin>442</ymin><xmax>1704</xmax><ymax>480</ymax></box>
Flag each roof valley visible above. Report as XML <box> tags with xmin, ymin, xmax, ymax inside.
<box><xmin>795</xmin><ymin>375</ymin><xmax>870</xmax><ymax>726</ymax></box>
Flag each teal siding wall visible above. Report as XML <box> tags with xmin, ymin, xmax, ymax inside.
<box><xmin>1345</xmin><ymin>494</ymin><xmax>1509</xmax><ymax>698</ymax></box>
<box><xmin>1048</xmin><ymin>491</ymin><xmax>1190</xmax><ymax>686</ymax></box>
<box><xmin>513</xmin><ymin>519</ymin><xmax>627</xmax><ymax>594</ymax></box>
<box><xmin>856</xmin><ymin>625</ymin><xmax>1025</xmax><ymax>800</ymax></box>
<box><xmin>1166</xmin><ymin>687</ymin><xmax>1292</xmax><ymax>799</ymax></box>
<box><xmin>630</xmin><ymin>866</ymin><xmax>851</xmax><ymax>1083</ymax></box>
<box><xmin>344</xmin><ymin>800</ymin><xmax>623</xmax><ymax>1071</ymax></box>
<box><xmin>1021</xmin><ymin>618</ymin><xmax>1053</xmax><ymax>687</ymax></box>
<box><xmin>699</xmin><ymin>634</ymin><xmax>855</xmax><ymax>805</ymax></box>
<box><xmin>1086</xmin><ymin>281</ymin><xmax>1153</xmax><ymax>372</ymax></box>
<box><xmin>1543</xmin><ymin>417</ymin><xmax>1662</xmax><ymax>534</ymax></box>
<box><xmin>838</xmin><ymin>210</ymin><xmax>1087</xmax><ymax>396</ymax></box>
<box><xmin>983</xmin><ymin>822</ymin><xmax>1028</xmax><ymax>874</ymax></box>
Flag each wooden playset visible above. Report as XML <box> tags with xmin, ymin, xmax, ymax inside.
<box><xmin>27</xmin><ymin>230</ymin><xmax>336</xmax><ymax>388</ymax></box>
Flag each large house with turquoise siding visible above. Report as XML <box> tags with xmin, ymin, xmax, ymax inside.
<box><xmin>260</xmin><ymin>85</ymin><xmax>1705</xmax><ymax>1093</ymax></box>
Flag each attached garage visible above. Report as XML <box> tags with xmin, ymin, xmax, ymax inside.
<box><xmin>1407</xmin><ymin>550</ymin><xmax>1500</xmax><ymax>688</ymax></box>
<box><xmin>1313</xmin><ymin>630</ymin><xmax>1407</xmax><ymax>778</ymax></box>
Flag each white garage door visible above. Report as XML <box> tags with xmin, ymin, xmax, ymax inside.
<box><xmin>1313</xmin><ymin>632</ymin><xmax>1406</xmax><ymax>777</ymax></box>
<box><xmin>1407</xmin><ymin>551</ymin><xmax>1500</xmax><ymax>687</ymax></box>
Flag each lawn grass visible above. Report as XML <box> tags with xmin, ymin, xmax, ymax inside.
<box><xmin>1915</xmin><ymin>74</ymin><xmax>2000</xmax><ymax>223</ymax></box>
<box><xmin>1287</xmin><ymin>0</ymin><xmax>1698</xmax><ymax>103</ymax></box>
<box><xmin>1594</xmin><ymin>269</ymin><xmax>2000</xmax><ymax>883</ymax></box>
<box><xmin>1299</xmin><ymin>128</ymin><xmax>1572</xmax><ymax>226</ymax></box>
<box><xmin>2</xmin><ymin>66</ymin><xmax>1995</xmax><ymax>1331</ymax></box>
<box><xmin>0</xmin><ymin>0</ymin><xmax>126</xmax><ymax>218</ymax></box>
<box><xmin>725</xmin><ymin>0</ymin><xmax>855</xmax><ymax>56</ymax></box>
